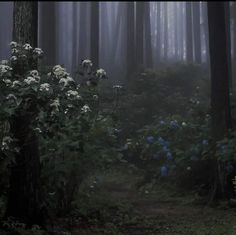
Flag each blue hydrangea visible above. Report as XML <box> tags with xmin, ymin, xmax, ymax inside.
<box><xmin>159</xmin><ymin>120</ymin><xmax>165</xmax><ymax>125</ymax></box>
<box><xmin>166</xmin><ymin>152</ymin><xmax>173</xmax><ymax>161</ymax></box>
<box><xmin>170</xmin><ymin>120</ymin><xmax>179</xmax><ymax>129</ymax></box>
<box><xmin>158</xmin><ymin>136</ymin><xmax>165</xmax><ymax>144</ymax></box>
<box><xmin>146</xmin><ymin>135</ymin><xmax>155</xmax><ymax>144</ymax></box>
<box><xmin>202</xmin><ymin>139</ymin><xmax>208</xmax><ymax>146</ymax></box>
<box><xmin>162</xmin><ymin>145</ymin><xmax>169</xmax><ymax>152</ymax></box>
<box><xmin>160</xmin><ymin>165</ymin><xmax>168</xmax><ymax>177</ymax></box>
<box><xmin>220</xmin><ymin>144</ymin><xmax>228</xmax><ymax>155</ymax></box>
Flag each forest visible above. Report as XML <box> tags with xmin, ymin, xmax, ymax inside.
<box><xmin>0</xmin><ymin>1</ymin><xmax>236</xmax><ymax>235</ymax></box>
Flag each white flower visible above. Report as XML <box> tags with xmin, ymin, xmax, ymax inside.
<box><xmin>1</xmin><ymin>136</ymin><xmax>13</xmax><ymax>151</ymax></box>
<box><xmin>1</xmin><ymin>60</ymin><xmax>8</xmax><ymax>65</ymax></box>
<box><xmin>34</xmin><ymin>127</ymin><xmax>42</xmax><ymax>133</ymax></box>
<box><xmin>59</xmin><ymin>76</ymin><xmax>74</xmax><ymax>88</ymax></box>
<box><xmin>51</xmin><ymin>65</ymin><xmax>68</xmax><ymax>78</ymax></box>
<box><xmin>82</xmin><ymin>59</ymin><xmax>93</xmax><ymax>68</ymax></box>
<box><xmin>0</xmin><ymin>65</ymin><xmax>12</xmax><ymax>75</ymax></box>
<box><xmin>81</xmin><ymin>104</ymin><xmax>91</xmax><ymax>113</ymax></box>
<box><xmin>33</xmin><ymin>48</ymin><xmax>43</xmax><ymax>55</ymax></box>
<box><xmin>6</xmin><ymin>94</ymin><xmax>17</xmax><ymax>101</ymax></box>
<box><xmin>11</xmin><ymin>48</ymin><xmax>19</xmax><ymax>54</ymax></box>
<box><xmin>39</xmin><ymin>83</ymin><xmax>50</xmax><ymax>92</ymax></box>
<box><xmin>10</xmin><ymin>56</ymin><xmax>17</xmax><ymax>61</ymax></box>
<box><xmin>3</xmin><ymin>79</ymin><xmax>12</xmax><ymax>86</ymax></box>
<box><xmin>96</xmin><ymin>68</ymin><xmax>107</xmax><ymax>79</ymax></box>
<box><xmin>23</xmin><ymin>76</ymin><xmax>38</xmax><ymax>85</ymax></box>
<box><xmin>9</xmin><ymin>41</ymin><xmax>17</xmax><ymax>48</ymax></box>
<box><xmin>29</xmin><ymin>70</ymin><xmax>40</xmax><ymax>82</ymax></box>
<box><xmin>113</xmin><ymin>85</ymin><xmax>123</xmax><ymax>89</ymax></box>
<box><xmin>93</xmin><ymin>95</ymin><xmax>98</xmax><ymax>100</ymax></box>
<box><xmin>11</xmin><ymin>80</ymin><xmax>21</xmax><ymax>88</ymax></box>
<box><xmin>50</xmin><ymin>98</ymin><xmax>60</xmax><ymax>112</ymax></box>
<box><xmin>23</xmin><ymin>43</ymin><xmax>32</xmax><ymax>50</ymax></box>
<box><xmin>66</xmin><ymin>90</ymin><xmax>81</xmax><ymax>100</ymax></box>
<box><xmin>182</xmin><ymin>122</ymin><xmax>187</xmax><ymax>127</ymax></box>
<box><xmin>187</xmin><ymin>166</ymin><xmax>191</xmax><ymax>171</ymax></box>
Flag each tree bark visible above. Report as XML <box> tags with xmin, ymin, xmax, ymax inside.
<box><xmin>6</xmin><ymin>1</ymin><xmax>43</xmax><ymax>225</ymax></box>
<box><xmin>192</xmin><ymin>2</ymin><xmax>201</xmax><ymax>64</ymax></box>
<box><xmin>186</xmin><ymin>2</ymin><xmax>193</xmax><ymax>63</ymax></box>
<box><xmin>144</xmin><ymin>2</ymin><xmax>153</xmax><ymax>68</ymax></box>
<box><xmin>90</xmin><ymin>2</ymin><xmax>99</xmax><ymax>68</ymax></box>
<box><xmin>126</xmin><ymin>2</ymin><xmax>135</xmax><ymax>75</ymax></box>
<box><xmin>135</xmin><ymin>1</ymin><xmax>144</xmax><ymax>69</ymax></box>
<box><xmin>207</xmin><ymin>1</ymin><xmax>232</xmax><ymax>200</ymax></box>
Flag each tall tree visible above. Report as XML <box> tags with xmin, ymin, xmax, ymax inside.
<box><xmin>126</xmin><ymin>2</ymin><xmax>135</xmax><ymax>75</ymax></box>
<box><xmin>207</xmin><ymin>2</ymin><xmax>232</xmax><ymax>199</ymax></box>
<box><xmin>39</xmin><ymin>1</ymin><xmax>56</xmax><ymax>65</ymax></box>
<box><xmin>202</xmin><ymin>2</ymin><xmax>209</xmax><ymax>65</ymax></box>
<box><xmin>135</xmin><ymin>1</ymin><xmax>144</xmax><ymax>69</ymax></box>
<box><xmin>6</xmin><ymin>2</ymin><xmax>42</xmax><ymax>225</ymax></box>
<box><xmin>192</xmin><ymin>2</ymin><xmax>201</xmax><ymax>64</ymax></box>
<box><xmin>156</xmin><ymin>2</ymin><xmax>161</xmax><ymax>64</ymax></box>
<box><xmin>163</xmin><ymin>2</ymin><xmax>168</xmax><ymax>60</ymax></box>
<box><xmin>90</xmin><ymin>2</ymin><xmax>99</xmax><ymax>68</ymax></box>
<box><xmin>144</xmin><ymin>2</ymin><xmax>153</xmax><ymax>68</ymax></box>
<box><xmin>186</xmin><ymin>2</ymin><xmax>193</xmax><ymax>63</ymax></box>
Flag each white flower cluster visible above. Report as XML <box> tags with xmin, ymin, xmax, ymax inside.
<box><xmin>1</xmin><ymin>60</ymin><xmax>9</xmax><ymax>65</ymax></box>
<box><xmin>39</xmin><ymin>83</ymin><xmax>50</xmax><ymax>92</ymax></box>
<box><xmin>113</xmin><ymin>85</ymin><xmax>123</xmax><ymax>89</ymax></box>
<box><xmin>0</xmin><ymin>64</ymin><xmax>12</xmax><ymax>76</ymax></box>
<box><xmin>33</xmin><ymin>48</ymin><xmax>43</xmax><ymax>56</ymax></box>
<box><xmin>3</xmin><ymin>79</ymin><xmax>12</xmax><ymax>86</ymax></box>
<box><xmin>82</xmin><ymin>59</ymin><xmax>93</xmax><ymax>68</ymax></box>
<box><xmin>81</xmin><ymin>104</ymin><xmax>91</xmax><ymax>113</ymax></box>
<box><xmin>6</xmin><ymin>94</ymin><xmax>17</xmax><ymax>101</ymax></box>
<box><xmin>10</xmin><ymin>41</ymin><xmax>17</xmax><ymax>48</ymax></box>
<box><xmin>96</xmin><ymin>68</ymin><xmax>106</xmax><ymax>79</ymax></box>
<box><xmin>29</xmin><ymin>70</ymin><xmax>40</xmax><ymax>82</ymax></box>
<box><xmin>49</xmin><ymin>65</ymin><xmax>69</xmax><ymax>79</ymax></box>
<box><xmin>23</xmin><ymin>43</ymin><xmax>32</xmax><ymax>50</ymax></box>
<box><xmin>23</xmin><ymin>76</ymin><xmax>38</xmax><ymax>85</ymax></box>
<box><xmin>10</xmin><ymin>56</ymin><xmax>17</xmax><ymax>62</ymax></box>
<box><xmin>1</xmin><ymin>136</ymin><xmax>13</xmax><ymax>151</ymax></box>
<box><xmin>50</xmin><ymin>98</ymin><xmax>60</xmax><ymax>112</ymax></box>
<box><xmin>11</xmin><ymin>80</ymin><xmax>21</xmax><ymax>88</ymax></box>
<box><xmin>59</xmin><ymin>76</ymin><xmax>74</xmax><ymax>88</ymax></box>
<box><xmin>66</xmin><ymin>90</ymin><xmax>81</xmax><ymax>100</ymax></box>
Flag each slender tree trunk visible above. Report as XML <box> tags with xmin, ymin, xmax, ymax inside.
<box><xmin>6</xmin><ymin>1</ymin><xmax>42</xmax><ymax>225</ymax></box>
<box><xmin>72</xmin><ymin>2</ymin><xmax>78</xmax><ymax>75</ymax></box>
<box><xmin>144</xmin><ymin>2</ymin><xmax>153</xmax><ymax>68</ymax></box>
<box><xmin>136</xmin><ymin>1</ymin><xmax>144</xmax><ymax>69</ymax></box>
<box><xmin>156</xmin><ymin>2</ymin><xmax>161</xmax><ymax>64</ymax></box>
<box><xmin>127</xmin><ymin>2</ymin><xmax>135</xmax><ymax>75</ymax></box>
<box><xmin>192</xmin><ymin>2</ymin><xmax>201</xmax><ymax>64</ymax></box>
<box><xmin>202</xmin><ymin>2</ymin><xmax>209</xmax><ymax>65</ymax></box>
<box><xmin>163</xmin><ymin>2</ymin><xmax>168</xmax><ymax>61</ymax></box>
<box><xmin>186</xmin><ymin>2</ymin><xmax>193</xmax><ymax>63</ymax></box>
<box><xmin>207</xmin><ymin>1</ymin><xmax>232</xmax><ymax>200</ymax></box>
<box><xmin>90</xmin><ymin>2</ymin><xmax>99</xmax><ymax>68</ymax></box>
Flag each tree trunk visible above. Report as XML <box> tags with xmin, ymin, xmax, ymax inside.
<box><xmin>144</xmin><ymin>2</ymin><xmax>153</xmax><ymax>68</ymax></box>
<box><xmin>156</xmin><ymin>2</ymin><xmax>161</xmax><ymax>64</ymax></box>
<box><xmin>90</xmin><ymin>2</ymin><xmax>99</xmax><ymax>68</ymax></box>
<box><xmin>163</xmin><ymin>2</ymin><xmax>168</xmax><ymax>61</ymax></box>
<box><xmin>207</xmin><ymin>1</ymin><xmax>232</xmax><ymax>200</ymax></box>
<box><xmin>135</xmin><ymin>1</ymin><xmax>144</xmax><ymax>69</ymax></box>
<box><xmin>202</xmin><ymin>2</ymin><xmax>209</xmax><ymax>65</ymax></box>
<box><xmin>186</xmin><ymin>2</ymin><xmax>193</xmax><ymax>63</ymax></box>
<box><xmin>6</xmin><ymin>1</ymin><xmax>43</xmax><ymax>225</ymax></box>
<box><xmin>192</xmin><ymin>2</ymin><xmax>201</xmax><ymax>64</ymax></box>
<box><xmin>126</xmin><ymin>2</ymin><xmax>135</xmax><ymax>75</ymax></box>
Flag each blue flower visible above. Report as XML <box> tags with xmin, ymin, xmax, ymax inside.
<box><xmin>160</xmin><ymin>165</ymin><xmax>168</xmax><ymax>177</ymax></box>
<box><xmin>220</xmin><ymin>144</ymin><xmax>228</xmax><ymax>155</ymax></box>
<box><xmin>158</xmin><ymin>136</ymin><xmax>165</xmax><ymax>144</ymax></box>
<box><xmin>146</xmin><ymin>136</ymin><xmax>155</xmax><ymax>144</ymax></box>
<box><xmin>166</xmin><ymin>152</ymin><xmax>173</xmax><ymax>161</ymax></box>
<box><xmin>202</xmin><ymin>139</ymin><xmax>208</xmax><ymax>146</ymax></box>
<box><xmin>162</xmin><ymin>146</ymin><xmax>169</xmax><ymax>152</ymax></box>
<box><xmin>170</xmin><ymin>120</ymin><xmax>179</xmax><ymax>129</ymax></box>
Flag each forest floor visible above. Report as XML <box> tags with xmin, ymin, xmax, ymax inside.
<box><xmin>67</xmin><ymin>168</ymin><xmax>236</xmax><ymax>235</ymax></box>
